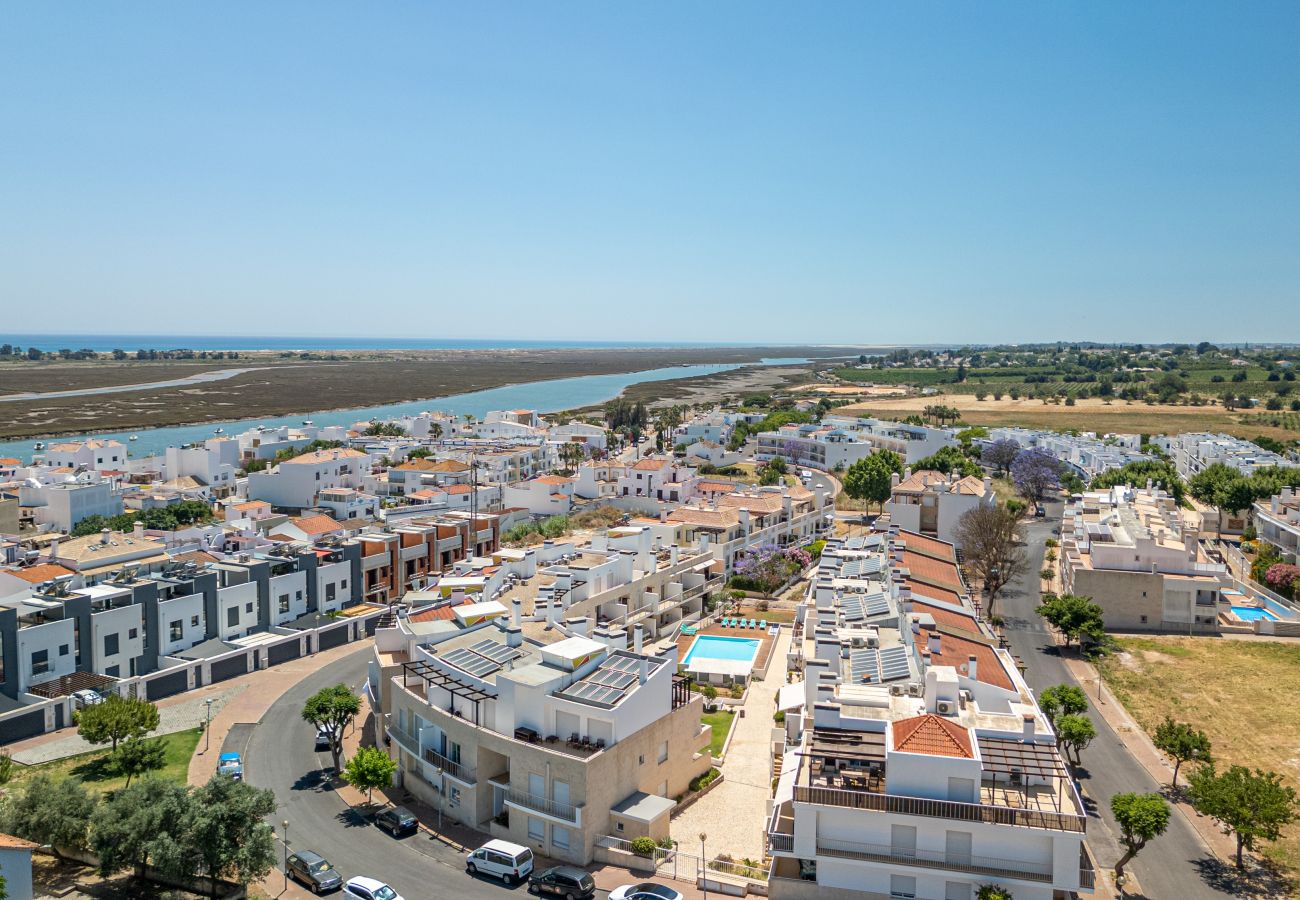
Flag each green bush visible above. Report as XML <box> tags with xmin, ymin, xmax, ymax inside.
<box><xmin>689</xmin><ymin>768</ymin><xmax>720</xmax><ymax>792</ymax></box>
<box><xmin>630</xmin><ymin>837</ymin><xmax>657</xmax><ymax>856</ymax></box>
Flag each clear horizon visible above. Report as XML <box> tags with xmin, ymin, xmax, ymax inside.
<box><xmin>3</xmin><ymin>3</ymin><xmax>1298</xmax><ymax>343</ymax></box>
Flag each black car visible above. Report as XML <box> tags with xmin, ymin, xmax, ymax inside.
<box><xmin>374</xmin><ymin>805</ymin><xmax>418</xmax><ymax>837</ymax></box>
<box><xmin>529</xmin><ymin>866</ymin><xmax>596</xmax><ymax>900</ymax></box>
<box><xmin>287</xmin><ymin>850</ymin><xmax>343</xmax><ymax>894</ymax></box>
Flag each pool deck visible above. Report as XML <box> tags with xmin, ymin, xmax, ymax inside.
<box><xmin>676</xmin><ymin>623</ymin><xmax>777</xmax><ymax>672</ymax></box>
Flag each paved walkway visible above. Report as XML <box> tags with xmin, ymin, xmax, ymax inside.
<box><xmin>671</xmin><ymin>627</ymin><xmax>791</xmax><ymax>861</ymax></box>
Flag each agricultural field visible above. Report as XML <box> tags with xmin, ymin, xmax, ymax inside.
<box><xmin>1097</xmin><ymin>637</ymin><xmax>1300</xmax><ymax>880</ymax></box>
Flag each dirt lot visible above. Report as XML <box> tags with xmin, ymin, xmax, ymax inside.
<box><xmin>0</xmin><ymin>347</ymin><xmax>842</xmax><ymax>440</ymax></box>
<box><xmin>838</xmin><ymin>392</ymin><xmax>1295</xmax><ymax>442</ymax></box>
<box><xmin>1097</xmin><ymin>635</ymin><xmax>1300</xmax><ymax>880</ymax></box>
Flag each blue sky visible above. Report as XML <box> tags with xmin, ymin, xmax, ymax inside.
<box><xmin>2</xmin><ymin>2</ymin><xmax>1297</xmax><ymax>345</ymax></box>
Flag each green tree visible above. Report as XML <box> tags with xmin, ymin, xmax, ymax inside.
<box><xmin>91</xmin><ymin>777</ymin><xmax>191</xmax><ymax>879</ymax></box>
<box><xmin>912</xmin><ymin>445</ymin><xmax>982</xmax><ymax>478</ymax></box>
<box><xmin>1055</xmin><ymin>714</ymin><xmax>1096</xmax><ymax>765</ymax></box>
<box><xmin>76</xmin><ymin>694</ymin><xmax>160</xmax><ymax>752</ymax></box>
<box><xmin>0</xmin><ymin>752</ymin><xmax>12</xmax><ymax>785</ymax></box>
<box><xmin>183</xmin><ymin>776</ymin><xmax>278</xmax><ymax>896</ymax></box>
<box><xmin>115</xmin><ymin>735</ymin><xmax>169</xmax><ymax>787</ymax></box>
<box><xmin>1037</xmin><ymin>684</ymin><xmax>1088</xmax><ymax>729</ymax></box>
<box><xmin>842</xmin><ymin>450</ymin><xmax>903</xmax><ymax>511</ymax></box>
<box><xmin>302</xmin><ymin>683</ymin><xmax>361</xmax><ymax>771</ymax></box>
<box><xmin>1036</xmin><ymin>593</ymin><xmax>1105</xmax><ymax>651</ymax></box>
<box><xmin>1188</xmin><ymin>764</ymin><xmax>1299</xmax><ymax>869</ymax></box>
<box><xmin>1153</xmin><ymin>717</ymin><xmax>1213</xmax><ymax>787</ymax></box>
<box><xmin>975</xmin><ymin>886</ymin><xmax>1013</xmax><ymax>900</ymax></box>
<box><xmin>0</xmin><ymin>774</ymin><xmax>95</xmax><ymax>856</ymax></box>
<box><xmin>1189</xmin><ymin>463</ymin><xmax>1255</xmax><ymax>538</ymax></box>
<box><xmin>1090</xmin><ymin>460</ymin><xmax>1187</xmax><ymax>505</ymax></box>
<box><xmin>341</xmin><ymin>745</ymin><xmax>398</xmax><ymax>804</ymax></box>
<box><xmin>1110</xmin><ymin>792</ymin><xmax>1170</xmax><ymax>881</ymax></box>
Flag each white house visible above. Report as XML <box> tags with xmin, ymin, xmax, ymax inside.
<box><xmin>42</xmin><ymin>439</ymin><xmax>128</xmax><ymax>472</ymax></box>
<box><xmin>246</xmin><ymin>447</ymin><xmax>373</xmax><ymax>511</ymax></box>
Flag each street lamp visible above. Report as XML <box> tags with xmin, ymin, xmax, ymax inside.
<box><xmin>282</xmin><ymin>820</ymin><xmax>290</xmax><ymax>891</ymax></box>
<box><xmin>203</xmin><ymin>697</ymin><xmax>215</xmax><ymax>753</ymax></box>
<box><xmin>699</xmin><ymin>832</ymin><xmax>707</xmax><ymax>900</ymax></box>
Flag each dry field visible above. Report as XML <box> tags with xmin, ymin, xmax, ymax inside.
<box><xmin>1097</xmin><ymin>636</ymin><xmax>1300</xmax><ymax>880</ymax></box>
<box><xmin>839</xmin><ymin>392</ymin><xmax>1296</xmax><ymax>442</ymax></box>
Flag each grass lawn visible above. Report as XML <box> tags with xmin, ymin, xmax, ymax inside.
<box><xmin>701</xmin><ymin>709</ymin><xmax>736</xmax><ymax>758</ymax></box>
<box><xmin>1097</xmin><ymin>637</ymin><xmax>1300</xmax><ymax>878</ymax></box>
<box><xmin>5</xmin><ymin>727</ymin><xmax>203</xmax><ymax>795</ymax></box>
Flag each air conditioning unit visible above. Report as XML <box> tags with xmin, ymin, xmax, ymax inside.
<box><xmin>889</xmin><ymin>684</ymin><xmax>905</xmax><ymax>696</ymax></box>
<box><xmin>936</xmin><ymin>700</ymin><xmax>955</xmax><ymax>715</ymax></box>
<box><xmin>907</xmin><ymin>683</ymin><xmax>924</xmax><ymax>697</ymax></box>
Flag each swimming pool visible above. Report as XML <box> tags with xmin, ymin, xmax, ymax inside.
<box><xmin>682</xmin><ymin>635</ymin><xmax>761</xmax><ymax>666</ymax></box>
<box><xmin>1231</xmin><ymin>605</ymin><xmax>1279</xmax><ymax>622</ymax></box>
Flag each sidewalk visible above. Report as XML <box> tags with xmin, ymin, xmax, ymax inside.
<box><xmin>671</xmin><ymin>627</ymin><xmax>791</xmax><ymax>861</ymax></box>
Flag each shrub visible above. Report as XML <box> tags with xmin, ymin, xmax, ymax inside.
<box><xmin>729</xmin><ymin>685</ymin><xmax>745</xmax><ymax>699</ymax></box>
<box><xmin>701</xmin><ymin>685</ymin><xmax>719</xmax><ymax>701</ymax></box>
<box><xmin>630</xmin><ymin>837</ymin><xmax>657</xmax><ymax>857</ymax></box>
<box><xmin>1040</xmin><ymin>568</ymin><xmax>1055</xmax><ymax>581</ymax></box>
<box><xmin>773</xmin><ymin>710</ymin><xmax>786</xmax><ymax>724</ymax></box>
<box><xmin>689</xmin><ymin>768</ymin><xmax>720</xmax><ymax>792</ymax></box>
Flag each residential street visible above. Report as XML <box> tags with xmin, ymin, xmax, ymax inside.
<box><xmin>998</xmin><ymin>506</ymin><xmax>1235</xmax><ymax>899</ymax></box>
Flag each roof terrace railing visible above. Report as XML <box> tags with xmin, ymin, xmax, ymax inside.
<box><xmin>793</xmin><ymin>785</ymin><xmax>1085</xmax><ymax>833</ymax></box>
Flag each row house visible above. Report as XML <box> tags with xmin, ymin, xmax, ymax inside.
<box><xmin>756</xmin><ymin>418</ymin><xmax>955</xmax><ymax>470</ymax></box>
<box><xmin>667</xmin><ymin>483</ymin><xmax>832</xmax><ymax>571</ymax></box>
<box><xmin>40</xmin><ymin>440</ymin><xmax>128</xmax><ymax>473</ymax></box>
<box><xmin>885</xmin><ymin>470</ymin><xmax>994</xmax><ymax>549</ymax></box>
<box><xmin>246</xmin><ymin>447</ymin><xmax>373</xmax><ymax>512</ymax></box>
<box><xmin>1156</xmin><ymin>432</ymin><xmax>1289</xmax><ymax>481</ymax></box>
<box><xmin>1255</xmin><ymin>487</ymin><xmax>1300</xmax><ymax>563</ymax></box>
<box><xmin>356</xmin><ymin>513</ymin><xmax>502</xmax><ymax>603</ymax></box>
<box><xmin>502</xmin><ymin>475</ymin><xmax>576</xmax><ymax>517</ymax></box>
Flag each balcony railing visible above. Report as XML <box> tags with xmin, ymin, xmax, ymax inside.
<box><xmin>506</xmin><ymin>789</ymin><xmax>579</xmax><ymax>823</ymax></box>
<box><xmin>387</xmin><ymin>724</ymin><xmax>420</xmax><ymax>755</ymax></box>
<box><xmin>767</xmin><ymin>832</ymin><xmax>794</xmax><ymax>853</ymax></box>
<box><xmin>423</xmin><ymin>747</ymin><xmax>476</xmax><ymax>784</ymax></box>
<box><xmin>815</xmin><ymin>838</ymin><xmax>1053</xmax><ymax>884</ymax></box>
<box><xmin>1079</xmin><ymin>843</ymin><xmax>1096</xmax><ymax>890</ymax></box>
<box><xmin>794</xmin><ymin>785</ymin><xmax>1085</xmax><ymax>833</ymax></box>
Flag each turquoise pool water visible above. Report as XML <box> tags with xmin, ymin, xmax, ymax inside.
<box><xmin>1231</xmin><ymin>605</ymin><xmax>1279</xmax><ymax>622</ymax></box>
<box><xmin>683</xmin><ymin>635</ymin><xmax>761</xmax><ymax>665</ymax></box>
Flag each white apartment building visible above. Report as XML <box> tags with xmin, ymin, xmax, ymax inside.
<box><xmin>41</xmin><ymin>440</ymin><xmax>128</xmax><ymax>473</ymax></box>
<box><xmin>756</xmin><ymin>418</ymin><xmax>955</xmax><ymax>470</ymax></box>
<box><xmin>247</xmin><ymin>447</ymin><xmax>373</xmax><ymax>511</ymax></box>
<box><xmin>502</xmin><ymin>476</ymin><xmax>576</xmax><ymax>517</ymax></box>
<box><xmin>549</xmin><ymin>422</ymin><xmax>607</xmax><ymax>450</ymax></box>
<box><xmin>1059</xmin><ymin>486</ymin><xmax>1227</xmax><ymax>633</ymax></box>
<box><xmin>767</xmin><ymin>531</ymin><xmax>1095</xmax><ymax>900</ymax></box>
<box><xmin>983</xmin><ymin>428</ymin><xmax>1151</xmax><ymax>480</ymax></box>
<box><xmin>1255</xmin><ymin>487</ymin><xmax>1300</xmax><ymax>563</ymax></box>
<box><xmin>885</xmin><ymin>471</ymin><xmax>994</xmax><ymax>549</ymax></box>
<box><xmin>164</xmin><ymin>440</ymin><xmax>240</xmax><ymax>499</ymax></box>
<box><xmin>1157</xmin><ymin>432</ymin><xmax>1288</xmax><ymax>480</ymax></box>
<box><xmin>23</xmin><ymin>478</ymin><xmax>123</xmax><ymax>532</ymax></box>
<box><xmin>667</xmin><ymin>483</ymin><xmax>831</xmax><ymax>572</ymax></box>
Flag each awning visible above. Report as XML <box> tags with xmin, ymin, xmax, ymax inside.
<box><xmin>778</xmin><ymin>681</ymin><xmax>806</xmax><ymax>712</ymax></box>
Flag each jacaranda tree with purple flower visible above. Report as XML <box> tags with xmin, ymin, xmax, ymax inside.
<box><xmin>1012</xmin><ymin>447</ymin><xmax>1062</xmax><ymax>506</ymax></box>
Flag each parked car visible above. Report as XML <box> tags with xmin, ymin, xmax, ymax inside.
<box><xmin>608</xmin><ymin>883</ymin><xmax>683</xmax><ymax>900</ymax></box>
<box><xmin>529</xmin><ymin>865</ymin><xmax>595</xmax><ymax>900</ymax></box>
<box><xmin>373</xmin><ymin>805</ymin><xmax>418</xmax><ymax>838</ymax></box>
<box><xmin>286</xmin><ymin>850</ymin><xmax>343</xmax><ymax>894</ymax></box>
<box><xmin>72</xmin><ymin>689</ymin><xmax>103</xmax><ymax>708</ymax></box>
<box><xmin>466</xmin><ymin>839</ymin><xmax>535</xmax><ymax>885</ymax></box>
<box><xmin>315</xmin><ymin>725</ymin><xmax>333</xmax><ymax>751</ymax></box>
<box><xmin>216</xmin><ymin>751</ymin><xmax>243</xmax><ymax>780</ymax></box>
<box><xmin>342</xmin><ymin>876</ymin><xmax>403</xmax><ymax>900</ymax></box>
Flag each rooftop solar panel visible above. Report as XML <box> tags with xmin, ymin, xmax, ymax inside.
<box><xmin>878</xmin><ymin>645</ymin><xmax>911</xmax><ymax>682</ymax></box>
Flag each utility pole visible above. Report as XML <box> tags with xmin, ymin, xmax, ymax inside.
<box><xmin>203</xmin><ymin>697</ymin><xmax>214</xmax><ymax>753</ymax></box>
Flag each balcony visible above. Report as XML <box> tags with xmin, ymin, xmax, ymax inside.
<box><xmin>400</xmin><ymin>543</ymin><xmax>428</xmax><ymax>562</ymax></box>
<box><xmin>1079</xmin><ymin>842</ymin><xmax>1097</xmax><ymax>891</ymax></box>
<box><xmin>793</xmin><ymin>785</ymin><xmax>1085</xmax><ymax>833</ymax></box>
<box><xmin>387</xmin><ymin>724</ymin><xmax>420</xmax><ymax>755</ymax></box>
<box><xmin>767</xmin><ymin>832</ymin><xmax>794</xmax><ymax>853</ymax></box>
<box><xmin>506</xmin><ymin>788</ymin><xmax>579</xmax><ymax>823</ymax></box>
<box><xmin>363</xmin><ymin>552</ymin><xmax>389</xmax><ymax>570</ymax></box>
<box><xmin>423</xmin><ymin>746</ymin><xmax>476</xmax><ymax>785</ymax></box>
<box><xmin>815</xmin><ymin>837</ymin><xmax>1054</xmax><ymax>884</ymax></box>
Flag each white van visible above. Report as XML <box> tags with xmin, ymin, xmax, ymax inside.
<box><xmin>466</xmin><ymin>839</ymin><xmax>535</xmax><ymax>885</ymax></box>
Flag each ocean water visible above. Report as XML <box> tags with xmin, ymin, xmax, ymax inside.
<box><xmin>0</xmin><ymin>361</ymin><xmax>762</xmax><ymax>462</ymax></box>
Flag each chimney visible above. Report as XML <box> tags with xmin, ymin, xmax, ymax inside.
<box><xmin>512</xmin><ymin>598</ymin><xmax>522</xmax><ymax>628</ymax></box>
<box><xmin>928</xmin><ymin>631</ymin><xmax>941</xmax><ymax>656</ymax></box>
<box><xmin>670</xmin><ymin>545</ymin><xmax>679</xmax><ymax>564</ymax></box>
<box><xmin>1022</xmin><ymin>713</ymin><xmax>1036</xmax><ymax>741</ymax></box>
<box><xmin>890</xmin><ymin>471</ymin><xmax>900</xmax><ymax>488</ymax></box>
<box><xmin>101</xmin><ymin>528</ymin><xmax>111</xmax><ymax>545</ymax></box>
<box><xmin>506</xmin><ymin>625</ymin><xmax>523</xmax><ymax>648</ymax></box>
<box><xmin>568</xmin><ymin>616</ymin><xmax>589</xmax><ymax>637</ymax></box>
<box><xmin>966</xmin><ymin>654</ymin><xmax>978</xmax><ymax>681</ymax></box>
<box><xmin>634</xmin><ymin>624</ymin><xmax>644</xmax><ymax>655</ymax></box>
<box><xmin>133</xmin><ymin>521</ymin><xmax>145</xmax><ymax>539</ymax></box>
<box><xmin>659</xmin><ymin>510</ymin><xmax>667</xmax><ymax>523</ymax></box>
<box><xmin>49</xmin><ymin>538</ymin><xmax>59</xmax><ymax>561</ymax></box>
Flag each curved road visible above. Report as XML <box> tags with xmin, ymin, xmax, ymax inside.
<box><xmin>1002</xmin><ymin>508</ymin><xmax>1236</xmax><ymax>899</ymax></box>
<box><xmin>241</xmin><ymin>645</ymin><xmax>595</xmax><ymax>900</ymax></box>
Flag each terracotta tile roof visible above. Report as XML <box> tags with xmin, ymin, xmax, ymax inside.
<box><xmin>633</xmin><ymin>457</ymin><xmax>671</xmax><ymax>471</ymax></box>
<box><xmin>896</xmin><ymin>529</ymin><xmax>957</xmax><ymax>562</ymax></box>
<box><xmin>901</xmin><ymin>549</ymin><xmax>964</xmax><ymax>592</ymax></box>
<box><xmin>283</xmin><ymin>448</ymin><xmax>368</xmax><ymax>465</ymax></box>
<box><xmin>550</xmin><ymin>493</ymin><xmax>568</xmax><ymax>501</ymax></box>
<box><xmin>234</xmin><ymin>500</ymin><xmax>271</xmax><ymax>511</ymax></box>
<box><xmin>0</xmin><ymin>457</ymin><xmax>22</xmax><ymax>465</ymax></box>
<box><xmin>535</xmin><ymin>475</ymin><xmax>573</xmax><ymax>486</ymax></box>
<box><xmin>668</xmin><ymin>507</ymin><xmax>739</xmax><ymax>529</ymax></box>
<box><xmin>409</xmin><ymin>598</ymin><xmax>474</xmax><ymax>623</ymax></box>
<box><xmin>696</xmin><ymin>480</ymin><xmax>739</xmax><ymax>495</ymax></box>
<box><xmin>408</xmin><ymin>489</ymin><xmax>443</xmax><ymax>500</ymax></box>
<box><xmin>910</xmin><ymin>600</ymin><xmax>980</xmax><ymax>634</ymax></box>
<box><xmin>4</xmin><ymin>562</ymin><xmax>76</xmax><ymax>583</ymax></box>
<box><xmin>893</xmin><ymin>469</ymin><xmax>947</xmax><ymax>494</ymax></box>
<box><xmin>445</xmin><ymin>484</ymin><xmax>475</xmax><ymax>495</ymax></box>
<box><xmin>428</xmin><ymin>459</ymin><xmax>470</xmax><ymax>472</ymax></box>
<box><xmin>904</xmin><ymin>577</ymin><xmax>964</xmax><ymax>607</ymax></box>
<box><xmin>717</xmin><ymin>493</ymin><xmax>784</xmax><ymax>515</ymax></box>
<box><xmin>891</xmin><ymin>714</ymin><xmax>975</xmax><ymax>758</ymax></box>
<box><xmin>0</xmin><ymin>831</ymin><xmax>40</xmax><ymax>849</ymax></box>
<box><xmin>173</xmin><ymin>550</ymin><xmax>221</xmax><ymax>566</ymax></box>
<box><xmin>289</xmin><ymin>514</ymin><xmax>345</xmax><ymax>536</ymax></box>
<box><xmin>919</xmin><ymin>626</ymin><xmax>1014</xmax><ymax>691</ymax></box>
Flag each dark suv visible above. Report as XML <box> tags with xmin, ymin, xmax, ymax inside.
<box><xmin>529</xmin><ymin>866</ymin><xmax>596</xmax><ymax>900</ymax></box>
<box><xmin>374</xmin><ymin>805</ymin><xmax>418</xmax><ymax>838</ymax></box>
<box><xmin>286</xmin><ymin>850</ymin><xmax>343</xmax><ymax>894</ymax></box>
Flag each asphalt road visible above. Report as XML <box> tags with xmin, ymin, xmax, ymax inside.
<box><xmin>998</xmin><ymin>505</ymin><xmax>1235</xmax><ymax>899</ymax></box>
<box><xmin>244</xmin><ymin>646</ymin><xmax>556</xmax><ymax>900</ymax></box>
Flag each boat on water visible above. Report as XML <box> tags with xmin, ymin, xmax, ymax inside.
<box><xmin>214</xmin><ymin>427</ymin><xmax>225</xmax><ymax>434</ymax></box>
<box><xmin>33</xmin><ymin>441</ymin><xmax>45</xmax><ymax>451</ymax></box>
<box><xmin>129</xmin><ymin>435</ymin><xmax>138</xmax><ymax>442</ymax></box>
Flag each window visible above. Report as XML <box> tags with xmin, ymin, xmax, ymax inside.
<box><xmin>551</xmin><ymin>826</ymin><xmax>570</xmax><ymax>850</ymax></box>
<box><xmin>245</xmin><ymin>602</ymin><xmax>253</xmax><ymax>613</ymax></box>
<box><xmin>169</xmin><ymin>620</ymin><xmax>183</xmax><ymax>642</ymax></box>
<box><xmin>326</xmin><ymin>583</ymin><xmax>337</xmax><ymax>603</ymax></box>
<box><xmin>1140</xmin><ymin>615</ymin><xmax>1148</xmax><ymax>624</ymax></box>
<box><xmin>128</xmin><ymin>628</ymin><xmax>138</xmax><ymax>640</ymax></box>
<box><xmin>658</xmin><ymin>741</ymin><xmax>668</xmax><ymax>764</ymax></box>
<box><xmin>527</xmin><ymin>817</ymin><xmax>545</xmax><ymax>841</ymax></box>
<box><xmin>59</xmin><ymin>644</ymin><xmax>69</xmax><ymax>656</ymax></box>
<box><xmin>103</xmin><ymin>633</ymin><xmax>120</xmax><ymax>657</ymax></box>
<box><xmin>296</xmin><ymin>590</ymin><xmax>303</xmax><ymax>602</ymax></box>
<box><xmin>278</xmin><ymin>594</ymin><xmax>290</xmax><ymax>614</ymax></box>
<box><xmin>341</xmin><ymin>579</ymin><xmax>347</xmax><ymax>589</ymax></box>
<box><xmin>105</xmin><ymin>665</ymin><xmax>120</xmax><ymax>678</ymax></box>
<box><xmin>227</xmin><ymin>607</ymin><xmax>239</xmax><ymax>628</ymax></box>
<box><xmin>31</xmin><ymin>649</ymin><xmax>49</xmax><ymax>676</ymax></box>
<box><xmin>191</xmin><ymin>615</ymin><xmax>201</xmax><ymax>627</ymax></box>
<box><xmin>890</xmin><ymin>874</ymin><xmax>916</xmax><ymax>899</ymax></box>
